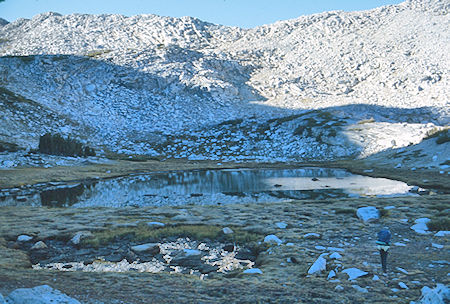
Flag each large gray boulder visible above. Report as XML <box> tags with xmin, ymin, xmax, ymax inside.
<box><xmin>356</xmin><ymin>206</ymin><xmax>380</xmax><ymax>223</ymax></box>
<box><xmin>6</xmin><ymin>285</ymin><xmax>80</xmax><ymax>304</ymax></box>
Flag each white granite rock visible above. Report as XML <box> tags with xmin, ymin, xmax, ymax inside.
<box><xmin>31</xmin><ymin>241</ymin><xmax>47</xmax><ymax>250</ymax></box>
<box><xmin>327</xmin><ymin>270</ymin><xmax>336</xmax><ymax>280</ymax></box>
<box><xmin>147</xmin><ymin>221</ymin><xmax>165</xmax><ymax>227</ymax></box>
<box><xmin>329</xmin><ymin>252</ymin><xmax>342</xmax><ymax>259</ymax></box>
<box><xmin>6</xmin><ymin>285</ymin><xmax>80</xmax><ymax>304</ymax></box>
<box><xmin>303</xmin><ymin>233</ymin><xmax>321</xmax><ymax>239</ymax></box>
<box><xmin>264</xmin><ymin>235</ymin><xmax>283</xmax><ymax>245</ymax></box>
<box><xmin>222</xmin><ymin>227</ymin><xmax>234</xmax><ymax>234</ymax></box>
<box><xmin>434</xmin><ymin>231</ymin><xmax>450</xmax><ymax>237</ymax></box>
<box><xmin>243</xmin><ymin>268</ymin><xmax>263</xmax><ymax>274</ymax></box>
<box><xmin>17</xmin><ymin>235</ymin><xmax>33</xmax><ymax>242</ymax></box>
<box><xmin>342</xmin><ymin>268</ymin><xmax>368</xmax><ymax>280</ymax></box>
<box><xmin>399</xmin><ymin>282</ymin><xmax>409</xmax><ymax>289</ymax></box>
<box><xmin>70</xmin><ymin>231</ymin><xmax>93</xmax><ymax>245</ymax></box>
<box><xmin>308</xmin><ymin>256</ymin><xmax>327</xmax><ymax>275</ymax></box>
<box><xmin>356</xmin><ymin>207</ymin><xmax>380</xmax><ymax>223</ymax></box>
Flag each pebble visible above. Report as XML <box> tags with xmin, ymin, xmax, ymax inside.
<box><xmin>373</xmin><ymin>275</ymin><xmax>380</xmax><ymax>281</ymax></box>
<box><xmin>335</xmin><ymin>285</ymin><xmax>344</xmax><ymax>292</ymax></box>
<box><xmin>303</xmin><ymin>232</ymin><xmax>321</xmax><ymax>239</ymax></box>
<box><xmin>327</xmin><ymin>270</ymin><xmax>336</xmax><ymax>280</ymax></box>
<box><xmin>329</xmin><ymin>252</ymin><xmax>342</xmax><ymax>259</ymax></box>
<box><xmin>147</xmin><ymin>222</ymin><xmax>165</xmax><ymax>227</ymax></box>
<box><xmin>243</xmin><ymin>268</ymin><xmax>262</xmax><ymax>274</ymax></box>
<box><xmin>399</xmin><ymin>282</ymin><xmax>409</xmax><ymax>289</ymax></box>
<box><xmin>315</xmin><ymin>245</ymin><xmax>326</xmax><ymax>250</ymax></box>
<box><xmin>432</xmin><ymin>243</ymin><xmax>444</xmax><ymax>249</ymax></box>
<box><xmin>396</xmin><ymin>267</ymin><xmax>409</xmax><ymax>274</ymax></box>
<box><xmin>352</xmin><ymin>285</ymin><xmax>368</xmax><ymax>293</ymax></box>
<box><xmin>275</xmin><ymin>222</ymin><xmax>287</xmax><ymax>229</ymax></box>
<box><xmin>31</xmin><ymin>241</ymin><xmax>48</xmax><ymax>250</ymax></box>
<box><xmin>394</xmin><ymin>242</ymin><xmax>407</xmax><ymax>247</ymax></box>
<box><xmin>222</xmin><ymin>227</ymin><xmax>234</xmax><ymax>234</ymax></box>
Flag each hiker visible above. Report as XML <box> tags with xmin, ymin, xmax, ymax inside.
<box><xmin>376</xmin><ymin>227</ymin><xmax>391</xmax><ymax>273</ymax></box>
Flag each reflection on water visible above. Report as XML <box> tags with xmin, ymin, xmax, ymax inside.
<box><xmin>0</xmin><ymin>168</ymin><xmax>415</xmax><ymax>208</ymax></box>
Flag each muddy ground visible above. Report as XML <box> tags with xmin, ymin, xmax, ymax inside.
<box><xmin>0</xmin><ymin>158</ymin><xmax>449</xmax><ymax>303</ymax></box>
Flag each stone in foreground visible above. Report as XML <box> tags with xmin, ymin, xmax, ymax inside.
<box><xmin>356</xmin><ymin>207</ymin><xmax>380</xmax><ymax>223</ymax></box>
<box><xmin>308</xmin><ymin>256</ymin><xmax>326</xmax><ymax>275</ymax></box>
<box><xmin>342</xmin><ymin>268</ymin><xmax>369</xmax><ymax>280</ymax></box>
<box><xmin>6</xmin><ymin>285</ymin><xmax>81</xmax><ymax>304</ymax></box>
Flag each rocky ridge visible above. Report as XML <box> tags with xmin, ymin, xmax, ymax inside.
<box><xmin>0</xmin><ymin>0</ymin><xmax>448</xmax><ymax>161</ymax></box>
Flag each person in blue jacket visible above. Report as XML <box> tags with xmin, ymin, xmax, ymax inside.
<box><xmin>376</xmin><ymin>227</ymin><xmax>391</xmax><ymax>273</ymax></box>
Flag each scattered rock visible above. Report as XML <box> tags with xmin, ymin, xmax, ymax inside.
<box><xmin>243</xmin><ymin>268</ymin><xmax>263</xmax><ymax>274</ymax></box>
<box><xmin>399</xmin><ymin>282</ymin><xmax>409</xmax><ymax>289</ymax></box>
<box><xmin>329</xmin><ymin>252</ymin><xmax>342</xmax><ymax>259</ymax></box>
<box><xmin>70</xmin><ymin>231</ymin><xmax>93</xmax><ymax>245</ymax></box>
<box><xmin>307</xmin><ymin>256</ymin><xmax>326</xmax><ymax>275</ymax></box>
<box><xmin>183</xmin><ymin>249</ymin><xmax>202</xmax><ymax>256</ymax></box>
<box><xmin>264</xmin><ymin>234</ymin><xmax>283</xmax><ymax>245</ymax></box>
<box><xmin>396</xmin><ymin>267</ymin><xmax>409</xmax><ymax>275</ymax></box>
<box><xmin>303</xmin><ymin>233</ymin><xmax>321</xmax><ymax>239</ymax></box>
<box><xmin>327</xmin><ymin>270</ymin><xmax>336</xmax><ymax>280</ymax></box>
<box><xmin>6</xmin><ymin>285</ymin><xmax>81</xmax><ymax>304</ymax></box>
<box><xmin>335</xmin><ymin>285</ymin><xmax>344</xmax><ymax>292</ymax></box>
<box><xmin>434</xmin><ymin>231</ymin><xmax>450</xmax><ymax>237</ymax></box>
<box><xmin>31</xmin><ymin>241</ymin><xmax>48</xmax><ymax>250</ymax></box>
<box><xmin>372</xmin><ymin>275</ymin><xmax>380</xmax><ymax>281</ymax></box>
<box><xmin>0</xmin><ymin>293</ymin><xmax>5</xmax><ymax>304</ymax></box>
<box><xmin>275</xmin><ymin>222</ymin><xmax>287</xmax><ymax>229</ymax></box>
<box><xmin>105</xmin><ymin>253</ymin><xmax>124</xmax><ymax>262</ymax></box>
<box><xmin>411</xmin><ymin>218</ymin><xmax>430</xmax><ymax>234</ymax></box>
<box><xmin>411</xmin><ymin>284</ymin><xmax>450</xmax><ymax>304</ymax></box>
<box><xmin>432</xmin><ymin>243</ymin><xmax>444</xmax><ymax>249</ymax></box>
<box><xmin>352</xmin><ymin>285</ymin><xmax>368</xmax><ymax>293</ymax></box>
<box><xmin>342</xmin><ymin>268</ymin><xmax>368</xmax><ymax>280</ymax></box>
<box><xmin>147</xmin><ymin>221</ymin><xmax>165</xmax><ymax>227</ymax></box>
<box><xmin>17</xmin><ymin>235</ymin><xmax>33</xmax><ymax>242</ymax></box>
<box><xmin>356</xmin><ymin>206</ymin><xmax>380</xmax><ymax>223</ymax></box>
<box><xmin>131</xmin><ymin>243</ymin><xmax>160</xmax><ymax>255</ymax></box>
<box><xmin>222</xmin><ymin>227</ymin><xmax>234</xmax><ymax>234</ymax></box>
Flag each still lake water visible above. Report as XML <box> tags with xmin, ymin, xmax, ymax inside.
<box><xmin>0</xmin><ymin>168</ymin><xmax>415</xmax><ymax>207</ymax></box>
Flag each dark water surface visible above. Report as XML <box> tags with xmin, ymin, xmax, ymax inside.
<box><xmin>0</xmin><ymin>168</ymin><xmax>414</xmax><ymax>207</ymax></box>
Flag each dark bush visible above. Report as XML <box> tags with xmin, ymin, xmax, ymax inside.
<box><xmin>39</xmin><ymin>133</ymin><xmax>95</xmax><ymax>157</ymax></box>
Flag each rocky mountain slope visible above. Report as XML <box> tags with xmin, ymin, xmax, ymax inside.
<box><xmin>0</xmin><ymin>0</ymin><xmax>448</xmax><ymax>162</ymax></box>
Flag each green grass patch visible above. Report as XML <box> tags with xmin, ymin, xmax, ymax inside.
<box><xmin>86</xmin><ymin>49</ymin><xmax>112</xmax><ymax>58</ymax></box>
<box><xmin>334</xmin><ymin>208</ymin><xmax>355</xmax><ymax>215</ymax></box>
<box><xmin>82</xmin><ymin>224</ymin><xmax>262</xmax><ymax>248</ymax></box>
